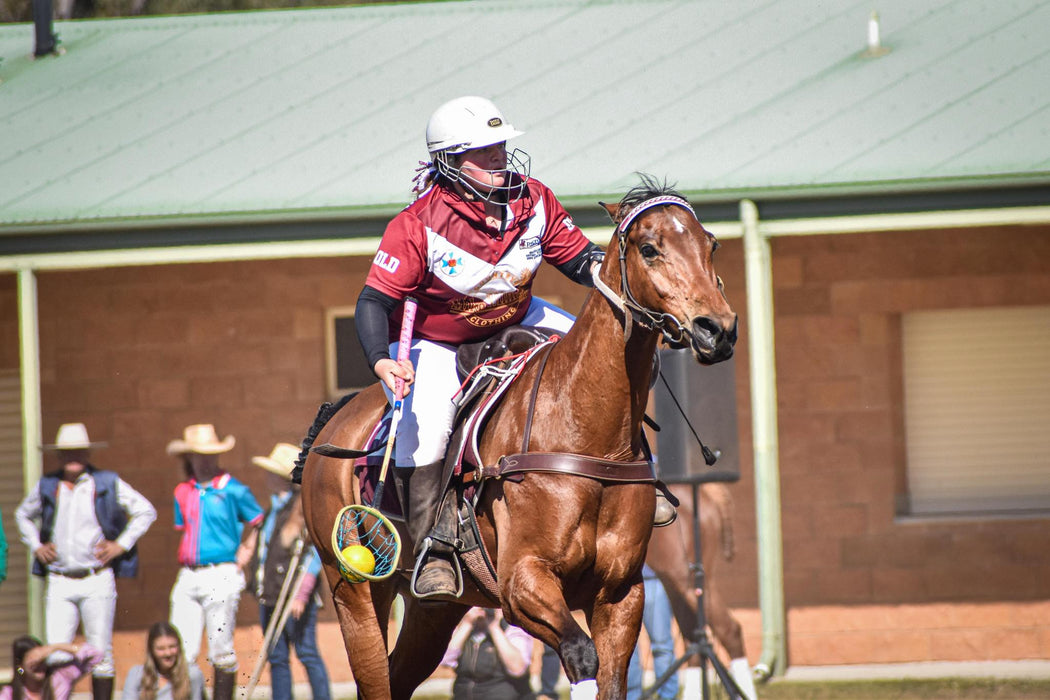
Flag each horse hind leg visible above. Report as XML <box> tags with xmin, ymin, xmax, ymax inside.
<box><xmin>325</xmin><ymin>569</ymin><xmax>393</xmax><ymax>700</ymax></box>
<box><xmin>388</xmin><ymin>596</ymin><xmax>470</xmax><ymax>700</ymax></box>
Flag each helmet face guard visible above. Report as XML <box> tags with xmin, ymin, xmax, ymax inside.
<box><xmin>434</xmin><ymin>146</ymin><xmax>531</xmax><ymax>202</ymax></box>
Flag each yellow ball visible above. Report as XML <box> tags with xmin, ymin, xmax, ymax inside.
<box><xmin>341</xmin><ymin>544</ymin><xmax>375</xmax><ymax>575</ymax></box>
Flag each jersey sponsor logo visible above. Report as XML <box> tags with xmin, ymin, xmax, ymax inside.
<box><xmin>519</xmin><ymin>236</ymin><xmax>541</xmax><ymax>249</ymax></box>
<box><xmin>488</xmin><ymin>117</ymin><xmax>503</xmax><ymax>128</ymax></box>
<box><xmin>449</xmin><ymin>287</ymin><xmax>528</xmax><ymax>328</ymax></box>
<box><xmin>438</xmin><ymin>252</ymin><xmax>464</xmax><ymax>277</ymax></box>
<box><xmin>373</xmin><ymin>250</ymin><xmax>400</xmax><ymax>274</ymax></box>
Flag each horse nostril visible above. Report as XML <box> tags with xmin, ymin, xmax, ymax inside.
<box><xmin>692</xmin><ymin>315</ymin><xmax>722</xmax><ymax>341</ymax></box>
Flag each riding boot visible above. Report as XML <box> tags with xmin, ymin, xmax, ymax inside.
<box><xmin>654</xmin><ymin>489</ymin><xmax>678</xmax><ymax>527</ymax></box>
<box><xmin>212</xmin><ymin>667</ymin><xmax>236</xmax><ymax>700</ymax></box>
<box><xmin>414</xmin><ymin>491</ymin><xmax>463</xmax><ymax>598</ymax></box>
<box><xmin>401</xmin><ymin>462</ymin><xmax>460</xmax><ymax>598</ymax></box>
<box><xmin>91</xmin><ymin>676</ymin><xmax>114</xmax><ymax>700</ymax></box>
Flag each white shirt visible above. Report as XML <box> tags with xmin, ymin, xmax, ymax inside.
<box><xmin>15</xmin><ymin>470</ymin><xmax>157</xmax><ymax>572</ymax></box>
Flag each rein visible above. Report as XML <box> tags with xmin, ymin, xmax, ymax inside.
<box><xmin>593</xmin><ymin>195</ymin><xmax>708</xmax><ymax>347</ymax></box>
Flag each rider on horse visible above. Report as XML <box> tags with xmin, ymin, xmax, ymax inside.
<box><xmin>353</xmin><ymin>96</ymin><xmax>676</xmax><ymax>598</ymax></box>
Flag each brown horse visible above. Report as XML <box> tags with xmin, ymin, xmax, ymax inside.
<box><xmin>299</xmin><ymin>176</ymin><xmax>737</xmax><ymax>700</ymax></box>
<box><xmin>645</xmin><ymin>483</ymin><xmax>754</xmax><ymax>695</ymax></box>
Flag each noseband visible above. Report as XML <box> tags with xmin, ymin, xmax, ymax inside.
<box><xmin>594</xmin><ymin>195</ymin><xmax>711</xmax><ymax>347</ymax></box>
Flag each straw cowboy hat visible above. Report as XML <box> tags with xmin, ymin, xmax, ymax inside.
<box><xmin>166</xmin><ymin>424</ymin><xmax>236</xmax><ymax>456</ymax></box>
<box><xmin>251</xmin><ymin>443</ymin><xmax>300</xmax><ymax>479</ymax></box>
<box><xmin>42</xmin><ymin>423</ymin><xmax>108</xmax><ymax>450</ymax></box>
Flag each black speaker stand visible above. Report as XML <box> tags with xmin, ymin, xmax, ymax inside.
<box><xmin>642</xmin><ymin>480</ymin><xmax>744</xmax><ymax>700</ymax></box>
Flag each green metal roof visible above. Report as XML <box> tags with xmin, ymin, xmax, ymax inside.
<box><xmin>1</xmin><ymin>0</ymin><xmax>1048</xmax><ymax>231</ymax></box>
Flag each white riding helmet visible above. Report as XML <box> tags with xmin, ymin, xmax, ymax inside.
<box><xmin>426</xmin><ymin>96</ymin><xmax>524</xmax><ymax>155</ymax></box>
<box><xmin>424</xmin><ymin>96</ymin><xmax>531</xmax><ymax>202</ymax></box>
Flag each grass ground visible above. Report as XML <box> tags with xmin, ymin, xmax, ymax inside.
<box><xmin>722</xmin><ymin>677</ymin><xmax>1050</xmax><ymax>699</ymax></box>
<box><xmin>407</xmin><ymin>677</ymin><xmax>1050</xmax><ymax>700</ymax></box>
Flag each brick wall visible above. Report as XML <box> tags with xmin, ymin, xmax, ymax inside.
<box><xmin>3</xmin><ymin>220</ymin><xmax>1049</xmax><ymax>673</ymax></box>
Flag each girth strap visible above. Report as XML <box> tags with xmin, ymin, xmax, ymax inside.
<box><xmin>485</xmin><ymin>452</ymin><xmax>656</xmax><ymax>483</ymax></box>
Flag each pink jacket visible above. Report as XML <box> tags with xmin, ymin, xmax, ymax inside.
<box><xmin>0</xmin><ymin>644</ymin><xmax>103</xmax><ymax>700</ymax></box>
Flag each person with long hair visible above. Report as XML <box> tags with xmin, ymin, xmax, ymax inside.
<box><xmin>2</xmin><ymin>635</ymin><xmax>102</xmax><ymax>700</ymax></box>
<box><xmin>165</xmin><ymin>424</ymin><xmax>263</xmax><ymax>700</ymax></box>
<box><xmin>120</xmin><ymin>623</ymin><xmax>203</xmax><ymax>700</ymax></box>
<box><xmin>356</xmin><ymin>95</ymin><xmax>630</xmax><ymax>599</ymax></box>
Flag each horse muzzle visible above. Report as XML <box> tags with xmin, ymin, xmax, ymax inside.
<box><xmin>689</xmin><ymin>314</ymin><xmax>737</xmax><ymax>365</ymax></box>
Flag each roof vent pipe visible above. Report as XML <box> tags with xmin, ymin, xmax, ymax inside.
<box><xmin>861</xmin><ymin>10</ymin><xmax>891</xmax><ymax>58</ymax></box>
<box><xmin>31</xmin><ymin>0</ymin><xmax>59</xmax><ymax>57</ymax></box>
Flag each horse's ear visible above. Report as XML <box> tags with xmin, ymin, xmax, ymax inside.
<box><xmin>599</xmin><ymin>201</ymin><xmax>620</xmax><ymax>223</ymax></box>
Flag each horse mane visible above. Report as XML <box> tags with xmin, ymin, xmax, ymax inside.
<box><xmin>615</xmin><ymin>173</ymin><xmax>686</xmax><ymax>225</ymax></box>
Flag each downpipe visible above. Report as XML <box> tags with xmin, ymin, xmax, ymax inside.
<box><xmin>740</xmin><ymin>199</ymin><xmax>786</xmax><ymax>681</ymax></box>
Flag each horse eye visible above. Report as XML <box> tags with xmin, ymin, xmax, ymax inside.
<box><xmin>639</xmin><ymin>243</ymin><xmax>659</xmax><ymax>260</ymax></box>
<box><xmin>712</xmin><ymin>239</ymin><xmax>721</xmax><ymax>252</ymax></box>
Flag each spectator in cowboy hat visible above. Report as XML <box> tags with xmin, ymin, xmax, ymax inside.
<box><xmin>14</xmin><ymin>423</ymin><xmax>157</xmax><ymax>700</ymax></box>
<box><xmin>248</xmin><ymin>443</ymin><xmax>330</xmax><ymax>700</ymax></box>
<box><xmin>166</xmin><ymin>424</ymin><xmax>263</xmax><ymax>700</ymax></box>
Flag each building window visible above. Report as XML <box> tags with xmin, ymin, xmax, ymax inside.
<box><xmin>902</xmin><ymin>305</ymin><xmax>1050</xmax><ymax>516</ymax></box>
<box><xmin>324</xmin><ymin>307</ymin><xmax>376</xmax><ymax>398</ymax></box>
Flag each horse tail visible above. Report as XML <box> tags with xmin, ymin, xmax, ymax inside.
<box><xmin>704</xmin><ymin>483</ymin><xmax>735</xmax><ymax>562</ymax></box>
<box><xmin>291</xmin><ymin>392</ymin><xmax>358</xmax><ymax>484</ymax></box>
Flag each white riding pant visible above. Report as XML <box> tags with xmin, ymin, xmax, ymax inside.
<box><xmin>389</xmin><ymin>297</ymin><xmax>576</xmax><ymax>467</ymax></box>
<box><xmin>169</xmin><ymin>563</ymin><xmax>246</xmax><ymax>670</ymax></box>
<box><xmin>45</xmin><ymin>569</ymin><xmax>117</xmax><ymax>677</ymax></box>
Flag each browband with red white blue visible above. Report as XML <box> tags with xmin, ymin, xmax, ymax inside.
<box><xmin>616</xmin><ymin>195</ymin><xmax>697</xmax><ymax>234</ymax></box>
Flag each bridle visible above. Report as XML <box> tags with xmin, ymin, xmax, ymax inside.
<box><xmin>593</xmin><ymin>195</ymin><xmax>714</xmax><ymax>347</ymax></box>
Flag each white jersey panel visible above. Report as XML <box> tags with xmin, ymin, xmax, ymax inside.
<box><xmin>425</xmin><ymin>197</ymin><xmax>549</xmax><ymax>304</ymax></box>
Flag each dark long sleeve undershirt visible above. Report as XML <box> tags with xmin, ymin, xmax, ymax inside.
<box><xmin>555</xmin><ymin>243</ymin><xmax>605</xmax><ymax>287</ymax></box>
<box><xmin>355</xmin><ymin>285</ymin><xmax>399</xmax><ymax>373</ymax></box>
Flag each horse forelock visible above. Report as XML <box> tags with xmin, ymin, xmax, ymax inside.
<box><xmin>615</xmin><ymin>173</ymin><xmax>685</xmax><ymax>227</ymax></box>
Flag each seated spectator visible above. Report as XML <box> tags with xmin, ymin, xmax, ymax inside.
<box><xmin>2</xmin><ymin>636</ymin><xmax>102</xmax><ymax>700</ymax></box>
<box><xmin>121</xmin><ymin>623</ymin><xmax>203</xmax><ymax>700</ymax></box>
<box><xmin>441</xmin><ymin>607</ymin><xmax>534</xmax><ymax>700</ymax></box>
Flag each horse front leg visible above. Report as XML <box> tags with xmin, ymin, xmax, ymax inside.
<box><xmin>500</xmin><ymin>554</ymin><xmax>600</xmax><ymax>696</ymax></box>
<box><xmin>587</xmin><ymin>575</ymin><xmax>645</xmax><ymax>700</ymax></box>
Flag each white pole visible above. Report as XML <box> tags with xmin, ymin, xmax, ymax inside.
<box><xmin>741</xmin><ymin>199</ymin><xmax>786</xmax><ymax>679</ymax></box>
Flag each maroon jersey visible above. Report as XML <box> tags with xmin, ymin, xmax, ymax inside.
<box><xmin>364</xmin><ymin>178</ymin><xmax>590</xmax><ymax>345</ymax></box>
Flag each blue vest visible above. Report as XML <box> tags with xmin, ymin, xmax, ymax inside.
<box><xmin>32</xmin><ymin>467</ymin><xmax>139</xmax><ymax>578</ymax></box>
